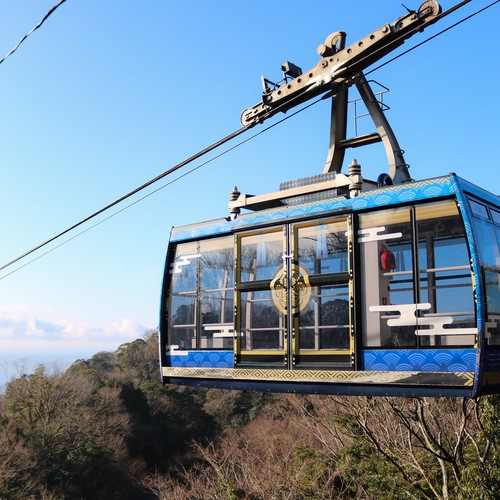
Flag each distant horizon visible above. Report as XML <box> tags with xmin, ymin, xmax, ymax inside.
<box><xmin>0</xmin><ymin>331</ymin><xmax>154</xmax><ymax>393</ymax></box>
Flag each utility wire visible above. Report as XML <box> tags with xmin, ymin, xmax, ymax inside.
<box><xmin>0</xmin><ymin>0</ymin><xmax>68</xmax><ymax>66</ymax></box>
<box><xmin>0</xmin><ymin>98</ymin><xmax>323</xmax><ymax>281</ymax></box>
<box><xmin>0</xmin><ymin>45</ymin><xmax>336</xmax><ymax>277</ymax></box>
<box><xmin>0</xmin><ymin>0</ymin><xmax>496</xmax><ymax>278</ymax></box>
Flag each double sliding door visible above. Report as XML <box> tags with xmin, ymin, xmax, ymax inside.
<box><xmin>234</xmin><ymin>217</ymin><xmax>354</xmax><ymax>370</ymax></box>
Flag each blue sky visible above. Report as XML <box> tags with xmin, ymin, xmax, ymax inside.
<box><xmin>0</xmin><ymin>0</ymin><xmax>498</xmax><ymax>377</ymax></box>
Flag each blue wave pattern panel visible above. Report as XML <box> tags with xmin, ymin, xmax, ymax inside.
<box><xmin>170</xmin><ymin>176</ymin><xmax>456</xmax><ymax>242</ymax></box>
<box><xmin>167</xmin><ymin>351</ymin><xmax>234</xmax><ymax>368</ymax></box>
<box><xmin>166</xmin><ymin>350</ymin><xmax>477</xmax><ymax>372</ymax></box>
<box><xmin>362</xmin><ymin>349</ymin><xmax>477</xmax><ymax>372</ymax></box>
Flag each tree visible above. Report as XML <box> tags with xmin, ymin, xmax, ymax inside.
<box><xmin>115</xmin><ymin>329</ymin><xmax>160</xmax><ymax>383</ymax></box>
<box><xmin>1</xmin><ymin>366</ymin><xmax>141</xmax><ymax>497</ymax></box>
<box><xmin>286</xmin><ymin>394</ymin><xmax>500</xmax><ymax>499</ymax></box>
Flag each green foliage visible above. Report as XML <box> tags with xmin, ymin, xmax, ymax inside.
<box><xmin>220</xmin><ymin>479</ymin><xmax>245</xmax><ymax>500</ymax></box>
<box><xmin>459</xmin><ymin>395</ymin><xmax>500</xmax><ymax>499</ymax></box>
<box><xmin>291</xmin><ymin>444</ymin><xmax>333</xmax><ymax>498</ymax></box>
<box><xmin>0</xmin><ymin>367</ymin><xmax>139</xmax><ymax>498</ymax></box>
<box><xmin>332</xmin><ymin>413</ymin><xmax>361</xmax><ymax>434</ymax></box>
<box><xmin>337</xmin><ymin>439</ymin><xmax>409</xmax><ymax>498</ymax></box>
<box><xmin>0</xmin><ymin>330</ymin><xmax>214</xmax><ymax>497</ymax></box>
<box><xmin>115</xmin><ymin>330</ymin><xmax>160</xmax><ymax>382</ymax></box>
<box><xmin>204</xmin><ymin>388</ymin><xmax>275</xmax><ymax>429</ymax></box>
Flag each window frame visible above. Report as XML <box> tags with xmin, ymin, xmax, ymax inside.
<box><xmin>467</xmin><ymin>195</ymin><xmax>500</xmax><ymax>349</ymax></box>
<box><xmin>167</xmin><ymin>234</ymin><xmax>235</xmax><ymax>351</ymax></box>
<box><xmin>357</xmin><ymin>198</ymin><xmax>477</xmax><ymax>350</ymax></box>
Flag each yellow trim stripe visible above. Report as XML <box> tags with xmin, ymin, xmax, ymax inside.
<box><xmin>163</xmin><ymin>367</ymin><xmax>474</xmax><ymax>387</ymax></box>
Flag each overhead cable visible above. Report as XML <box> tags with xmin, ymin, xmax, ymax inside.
<box><xmin>0</xmin><ymin>124</ymin><xmax>250</xmax><ymax>274</ymax></box>
<box><xmin>0</xmin><ymin>0</ymin><xmax>69</xmax><ymax>66</ymax></box>
<box><xmin>366</xmin><ymin>0</ymin><xmax>500</xmax><ymax>77</ymax></box>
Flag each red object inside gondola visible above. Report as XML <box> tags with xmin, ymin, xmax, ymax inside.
<box><xmin>381</xmin><ymin>247</ymin><xmax>396</xmax><ymax>271</ymax></box>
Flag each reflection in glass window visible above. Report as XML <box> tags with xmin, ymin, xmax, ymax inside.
<box><xmin>484</xmin><ymin>268</ymin><xmax>500</xmax><ymax>346</ymax></box>
<box><xmin>199</xmin><ymin>238</ymin><xmax>234</xmax><ymax>349</ymax></box>
<box><xmin>236</xmin><ymin>230</ymin><xmax>285</xmax><ymax>355</ymax></box>
<box><xmin>491</xmin><ymin>210</ymin><xmax>500</xmax><ymax>226</ymax></box>
<box><xmin>360</xmin><ymin>208</ymin><xmax>416</xmax><ymax>347</ymax></box>
<box><xmin>168</xmin><ymin>236</ymin><xmax>234</xmax><ymax>350</ymax></box>
<box><xmin>297</xmin><ymin>221</ymin><xmax>348</xmax><ymax>275</ymax></box>
<box><xmin>240</xmin><ymin>232</ymin><xmax>283</xmax><ymax>282</ymax></box>
<box><xmin>169</xmin><ymin>242</ymin><xmax>198</xmax><ymax>350</ymax></box>
<box><xmin>359</xmin><ymin>202</ymin><xmax>477</xmax><ymax>348</ymax></box>
<box><xmin>295</xmin><ymin>218</ymin><xmax>351</xmax><ymax>353</ymax></box>
<box><xmin>240</xmin><ymin>291</ymin><xmax>284</xmax><ymax>350</ymax></box>
<box><xmin>471</xmin><ymin>206</ymin><xmax>500</xmax><ymax>347</ymax></box>
<box><xmin>416</xmin><ymin>201</ymin><xmax>475</xmax><ymax>347</ymax></box>
<box><xmin>299</xmin><ymin>284</ymin><xmax>349</xmax><ymax>350</ymax></box>
<box><xmin>472</xmin><ymin>214</ymin><xmax>500</xmax><ymax>270</ymax></box>
<box><xmin>469</xmin><ymin>199</ymin><xmax>490</xmax><ymax>220</ymax></box>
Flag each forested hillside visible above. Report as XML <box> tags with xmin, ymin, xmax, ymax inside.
<box><xmin>0</xmin><ymin>331</ymin><xmax>498</xmax><ymax>499</ymax></box>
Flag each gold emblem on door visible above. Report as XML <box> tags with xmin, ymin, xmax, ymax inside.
<box><xmin>271</xmin><ymin>265</ymin><xmax>311</xmax><ymax>314</ymax></box>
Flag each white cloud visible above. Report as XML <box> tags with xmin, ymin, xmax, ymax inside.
<box><xmin>103</xmin><ymin>318</ymin><xmax>145</xmax><ymax>339</ymax></box>
<box><xmin>0</xmin><ymin>305</ymin><xmax>151</xmax><ymax>360</ymax></box>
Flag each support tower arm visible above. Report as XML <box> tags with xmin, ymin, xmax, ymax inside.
<box><xmin>241</xmin><ymin>1</ymin><xmax>467</xmax><ymax>127</ymax></box>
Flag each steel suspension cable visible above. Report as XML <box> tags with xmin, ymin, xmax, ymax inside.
<box><xmin>365</xmin><ymin>0</ymin><xmax>500</xmax><ymax>77</ymax></box>
<box><xmin>0</xmin><ymin>124</ymin><xmax>251</xmax><ymax>273</ymax></box>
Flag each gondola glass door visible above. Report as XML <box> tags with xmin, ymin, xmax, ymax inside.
<box><xmin>235</xmin><ymin>228</ymin><xmax>288</xmax><ymax>367</ymax></box>
<box><xmin>291</xmin><ymin>218</ymin><xmax>354</xmax><ymax>369</ymax></box>
<box><xmin>234</xmin><ymin>218</ymin><xmax>354</xmax><ymax>370</ymax></box>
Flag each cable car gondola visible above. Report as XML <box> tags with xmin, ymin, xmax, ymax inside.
<box><xmin>159</xmin><ymin>1</ymin><xmax>500</xmax><ymax>397</ymax></box>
